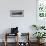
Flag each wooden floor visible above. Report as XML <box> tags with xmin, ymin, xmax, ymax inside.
<box><xmin>0</xmin><ymin>42</ymin><xmax>46</xmax><ymax>46</ymax></box>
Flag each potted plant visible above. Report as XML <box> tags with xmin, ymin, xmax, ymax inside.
<box><xmin>33</xmin><ymin>32</ymin><xmax>46</xmax><ymax>43</ymax></box>
<box><xmin>32</xmin><ymin>25</ymin><xmax>39</xmax><ymax>30</ymax></box>
<box><xmin>40</xmin><ymin>26</ymin><xmax>45</xmax><ymax>29</ymax></box>
<box><xmin>32</xmin><ymin>24</ymin><xmax>45</xmax><ymax>30</ymax></box>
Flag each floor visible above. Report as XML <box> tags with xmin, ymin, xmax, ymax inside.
<box><xmin>0</xmin><ymin>42</ymin><xmax>46</xmax><ymax>46</ymax></box>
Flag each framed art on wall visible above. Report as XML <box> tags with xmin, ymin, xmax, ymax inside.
<box><xmin>10</xmin><ymin>10</ymin><xmax>24</xmax><ymax>17</ymax></box>
<box><xmin>37</xmin><ymin>0</ymin><xmax>46</xmax><ymax>18</ymax></box>
<box><xmin>36</xmin><ymin>0</ymin><xmax>46</xmax><ymax>27</ymax></box>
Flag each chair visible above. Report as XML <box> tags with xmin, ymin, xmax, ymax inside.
<box><xmin>4</xmin><ymin>33</ymin><xmax>18</xmax><ymax>46</ymax></box>
<box><xmin>4</xmin><ymin>27</ymin><xmax>19</xmax><ymax>46</ymax></box>
<box><xmin>18</xmin><ymin>33</ymin><xmax>30</xmax><ymax>46</ymax></box>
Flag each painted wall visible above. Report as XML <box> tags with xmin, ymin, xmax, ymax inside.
<box><xmin>0</xmin><ymin>0</ymin><xmax>36</xmax><ymax>42</ymax></box>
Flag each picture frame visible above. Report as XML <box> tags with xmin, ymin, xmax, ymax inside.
<box><xmin>10</xmin><ymin>10</ymin><xmax>24</xmax><ymax>17</ymax></box>
<box><xmin>36</xmin><ymin>0</ymin><xmax>46</xmax><ymax>26</ymax></box>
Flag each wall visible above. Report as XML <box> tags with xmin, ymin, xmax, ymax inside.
<box><xmin>0</xmin><ymin>0</ymin><xmax>36</xmax><ymax>42</ymax></box>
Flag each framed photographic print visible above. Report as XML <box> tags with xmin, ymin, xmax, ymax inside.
<box><xmin>10</xmin><ymin>10</ymin><xmax>24</xmax><ymax>17</ymax></box>
<box><xmin>37</xmin><ymin>0</ymin><xmax>46</xmax><ymax>18</ymax></box>
<box><xmin>36</xmin><ymin>0</ymin><xmax>46</xmax><ymax>26</ymax></box>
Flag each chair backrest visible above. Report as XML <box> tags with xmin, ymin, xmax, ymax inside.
<box><xmin>11</xmin><ymin>27</ymin><xmax>18</xmax><ymax>34</ymax></box>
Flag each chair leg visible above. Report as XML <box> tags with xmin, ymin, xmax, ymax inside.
<box><xmin>4</xmin><ymin>33</ymin><xmax>7</xmax><ymax>46</ymax></box>
<box><xmin>4</xmin><ymin>41</ymin><xmax>7</xmax><ymax>46</ymax></box>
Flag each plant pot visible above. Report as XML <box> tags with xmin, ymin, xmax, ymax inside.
<box><xmin>37</xmin><ymin>39</ymin><xmax>45</xmax><ymax>44</ymax></box>
<box><xmin>40</xmin><ymin>38</ymin><xmax>45</xmax><ymax>43</ymax></box>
